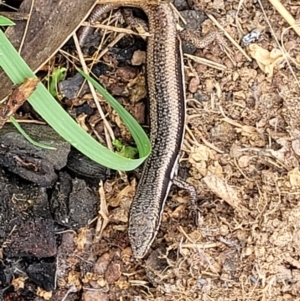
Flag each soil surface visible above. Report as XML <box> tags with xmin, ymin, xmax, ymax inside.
<box><xmin>1</xmin><ymin>0</ymin><xmax>300</xmax><ymax>300</ymax></box>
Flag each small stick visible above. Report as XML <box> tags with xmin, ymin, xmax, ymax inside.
<box><xmin>207</xmin><ymin>14</ymin><xmax>252</xmax><ymax>61</ymax></box>
<box><xmin>267</xmin><ymin>0</ymin><xmax>300</xmax><ymax>37</ymax></box>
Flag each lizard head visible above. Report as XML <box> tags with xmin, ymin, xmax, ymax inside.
<box><xmin>128</xmin><ymin>210</ymin><xmax>161</xmax><ymax>259</ymax></box>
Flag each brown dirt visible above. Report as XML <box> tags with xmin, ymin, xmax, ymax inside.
<box><xmin>7</xmin><ymin>0</ymin><xmax>300</xmax><ymax>300</ymax></box>
<box><xmin>55</xmin><ymin>1</ymin><xmax>300</xmax><ymax>300</ymax></box>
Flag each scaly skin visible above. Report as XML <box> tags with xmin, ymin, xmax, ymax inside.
<box><xmin>79</xmin><ymin>2</ymin><xmax>185</xmax><ymax>258</ymax></box>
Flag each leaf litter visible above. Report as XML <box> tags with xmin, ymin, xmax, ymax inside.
<box><xmin>40</xmin><ymin>0</ymin><xmax>300</xmax><ymax>300</ymax></box>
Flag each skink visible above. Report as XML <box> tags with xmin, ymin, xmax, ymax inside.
<box><xmin>79</xmin><ymin>1</ymin><xmax>186</xmax><ymax>259</ymax></box>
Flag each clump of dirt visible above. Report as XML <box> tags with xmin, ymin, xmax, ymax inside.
<box><xmin>2</xmin><ymin>0</ymin><xmax>300</xmax><ymax>300</ymax></box>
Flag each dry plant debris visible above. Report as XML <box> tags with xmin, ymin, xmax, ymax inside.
<box><xmin>57</xmin><ymin>0</ymin><xmax>300</xmax><ymax>300</ymax></box>
<box><xmin>6</xmin><ymin>0</ymin><xmax>300</xmax><ymax>300</ymax></box>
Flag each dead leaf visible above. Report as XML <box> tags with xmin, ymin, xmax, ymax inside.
<box><xmin>238</xmin><ymin>155</ymin><xmax>251</xmax><ymax>168</ymax></box>
<box><xmin>36</xmin><ymin>287</ymin><xmax>53</xmax><ymax>300</ymax></box>
<box><xmin>288</xmin><ymin>168</ymin><xmax>300</xmax><ymax>188</ymax></box>
<box><xmin>131</xmin><ymin>50</ymin><xmax>146</xmax><ymax>66</ymax></box>
<box><xmin>109</xmin><ymin>179</ymin><xmax>136</xmax><ymax>208</ymax></box>
<box><xmin>170</xmin><ymin>204</ymin><xmax>186</xmax><ymax>219</ymax></box>
<box><xmin>189</xmin><ymin>145</ymin><xmax>212</xmax><ymax>162</ymax></box>
<box><xmin>207</xmin><ymin>161</ymin><xmax>223</xmax><ymax>178</ymax></box>
<box><xmin>292</xmin><ymin>138</ymin><xmax>300</xmax><ymax>156</ymax></box>
<box><xmin>202</xmin><ymin>174</ymin><xmax>240</xmax><ymax>209</ymax></box>
<box><xmin>94</xmin><ymin>182</ymin><xmax>110</xmax><ymax>244</ymax></box>
<box><xmin>0</xmin><ymin>78</ymin><xmax>39</xmax><ymax>128</ymax></box>
<box><xmin>11</xmin><ymin>276</ymin><xmax>26</xmax><ymax>290</ymax></box>
<box><xmin>248</xmin><ymin>44</ymin><xmax>284</xmax><ymax>79</ymax></box>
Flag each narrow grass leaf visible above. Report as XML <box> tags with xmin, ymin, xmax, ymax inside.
<box><xmin>0</xmin><ymin>16</ymin><xmax>15</xmax><ymax>26</ymax></box>
<box><xmin>10</xmin><ymin>116</ymin><xmax>57</xmax><ymax>150</ymax></box>
<box><xmin>0</xmin><ymin>30</ymin><xmax>151</xmax><ymax>171</ymax></box>
<box><xmin>77</xmin><ymin>69</ymin><xmax>151</xmax><ymax>158</ymax></box>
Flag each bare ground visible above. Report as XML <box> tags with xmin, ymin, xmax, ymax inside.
<box><xmin>26</xmin><ymin>0</ymin><xmax>300</xmax><ymax>300</ymax></box>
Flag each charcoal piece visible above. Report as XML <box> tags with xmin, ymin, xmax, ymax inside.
<box><xmin>0</xmin><ymin>261</ymin><xmax>13</xmax><ymax>289</ymax></box>
<box><xmin>0</xmin><ymin>129</ymin><xmax>70</xmax><ymax>187</ymax></box>
<box><xmin>26</xmin><ymin>261</ymin><xmax>56</xmax><ymax>291</ymax></box>
<box><xmin>68</xmin><ymin>178</ymin><xmax>98</xmax><ymax>230</ymax></box>
<box><xmin>0</xmin><ymin>174</ymin><xmax>52</xmax><ymax>248</ymax></box>
<box><xmin>50</xmin><ymin>172</ymin><xmax>72</xmax><ymax>225</ymax></box>
<box><xmin>91</xmin><ymin>62</ymin><xmax>110</xmax><ymax>77</ymax></box>
<box><xmin>3</xmin><ymin>219</ymin><xmax>56</xmax><ymax>258</ymax></box>
<box><xmin>58</xmin><ymin>73</ymin><xmax>89</xmax><ymax>100</ymax></box>
<box><xmin>67</xmin><ymin>149</ymin><xmax>111</xmax><ymax>180</ymax></box>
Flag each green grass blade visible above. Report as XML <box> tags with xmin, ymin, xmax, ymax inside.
<box><xmin>0</xmin><ymin>16</ymin><xmax>15</xmax><ymax>26</ymax></box>
<box><xmin>10</xmin><ymin>116</ymin><xmax>57</xmax><ymax>150</ymax></box>
<box><xmin>77</xmin><ymin>69</ymin><xmax>151</xmax><ymax>158</ymax></box>
<box><xmin>0</xmin><ymin>30</ymin><xmax>151</xmax><ymax>171</ymax></box>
